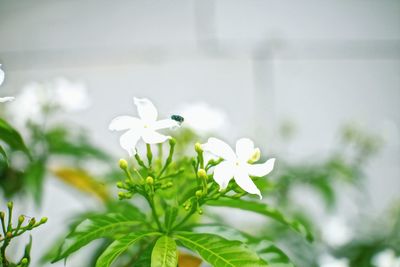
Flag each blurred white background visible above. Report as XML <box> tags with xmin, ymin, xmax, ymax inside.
<box><xmin>0</xmin><ymin>1</ymin><xmax>399</xmax><ymax>266</ymax></box>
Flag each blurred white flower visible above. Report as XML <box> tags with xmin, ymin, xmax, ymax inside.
<box><xmin>0</xmin><ymin>64</ymin><xmax>14</xmax><ymax>102</ymax></box>
<box><xmin>322</xmin><ymin>216</ymin><xmax>353</xmax><ymax>247</ymax></box>
<box><xmin>202</xmin><ymin>137</ymin><xmax>275</xmax><ymax>199</ymax></box>
<box><xmin>0</xmin><ymin>64</ymin><xmax>4</xmax><ymax>86</ymax></box>
<box><xmin>372</xmin><ymin>249</ymin><xmax>400</xmax><ymax>267</ymax></box>
<box><xmin>53</xmin><ymin>78</ymin><xmax>90</xmax><ymax>111</ymax></box>
<box><xmin>8</xmin><ymin>78</ymin><xmax>90</xmax><ymax>125</ymax></box>
<box><xmin>0</xmin><ymin>96</ymin><xmax>15</xmax><ymax>103</ymax></box>
<box><xmin>319</xmin><ymin>255</ymin><xmax>349</xmax><ymax>267</ymax></box>
<box><xmin>175</xmin><ymin>102</ymin><xmax>229</xmax><ymax>134</ymax></box>
<box><xmin>109</xmin><ymin>97</ymin><xmax>179</xmax><ymax>156</ymax></box>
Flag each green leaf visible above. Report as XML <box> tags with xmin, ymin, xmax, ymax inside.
<box><xmin>151</xmin><ymin>235</ymin><xmax>178</xmax><ymax>267</ymax></box>
<box><xmin>52</xmin><ymin>212</ymin><xmax>145</xmax><ymax>262</ymax></box>
<box><xmin>188</xmin><ymin>225</ymin><xmax>294</xmax><ymax>267</ymax></box>
<box><xmin>0</xmin><ymin>118</ymin><xmax>30</xmax><ymax>157</ymax></box>
<box><xmin>134</xmin><ymin>242</ymin><xmax>155</xmax><ymax>267</ymax></box>
<box><xmin>249</xmin><ymin>240</ymin><xmax>294</xmax><ymax>267</ymax></box>
<box><xmin>45</xmin><ymin>127</ymin><xmax>110</xmax><ymax>161</ymax></box>
<box><xmin>0</xmin><ymin>145</ymin><xmax>7</xmax><ymax>163</ymax></box>
<box><xmin>208</xmin><ymin>199</ymin><xmax>313</xmax><ymax>242</ymax></box>
<box><xmin>24</xmin><ymin>160</ymin><xmax>46</xmax><ymax>205</ymax></box>
<box><xmin>96</xmin><ymin>232</ymin><xmax>161</xmax><ymax>267</ymax></box>
<box><xmin>175</xmin><ymin>232</ymin><xmax>268</xmax><ymax>267</ymax></box>
<box><xmin>164</xmin><ymin>207</ymin><xmax>178</xmax><ymax>230</ymax></box>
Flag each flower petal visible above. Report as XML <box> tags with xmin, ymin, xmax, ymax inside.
<box><xmin>202</xmin><ymin>137</ymin><xmax>236</xmax><ymax>161</ymax></box>
<box><xmin>247</xmin><ymin>158</ymin><xmax>275</xmax><ymax>177</ymax></box>
<box><xmin>0</xmin><ymin>65</ymin><xmax>4</xmax><ymax>86</ymax></box>
<box><xmin>152</xmin><ymin>119</ymin><xmax>179</xmax><ymax>130</ymax></box>
<box><xmin>109</xmin><ymin>116</ymin><xmax>143</xmax><ymax>131</ymax></box>
<box><xmin>119</xmin><ymin>129</ymin><xmax>141</xmax><ymax>156</ymax></box>
<box><xmin>0</xmin><ymin>96</ymin><xmax>15</xmax><ymax>103</ymax></box>
<box><xmin>141</xmin><ymin>129</ymin><xmax>170</xmax><ymax>144</ymax></box>
<box><xmin>134</xmin><ymin>97</ymin><xmax>158</xmax><ymax>122</ymax></box>
<box><xmin>234</xmin><ymin>167</ymin><xmax>262</xmax><ymax>199</ymax></box>
<box><xmin>236</xmin><ymin>138</ymin><xmax>255</xmax><ymax>161</ymax></box>
<box><xmin>213</xmin><ymin>161</ymin><xmax>235</xmax><ymax>190</ymax></box>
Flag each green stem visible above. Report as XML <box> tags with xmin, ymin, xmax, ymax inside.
<box><xmin>146</xmin><ymin>144</ymin><xmax>153</xmax><ymax>167</ymax></box>
<box><xmin>158</xmin><ymin>169</ymin><xmax>184</xmax><ymax>180</ymax></box>
<box><xmin>134</xmin><ymin>154</ymin><xmax>147</xmax><ymax>169</ymax></box>
<box><xmin>157</xmin><ymin>139</ymin><xmax>176</xmax><ymax>178</ymax></box>
<box><xmin>146</xmin><ymin>195</ymin><xmax>163</xmax><ymax>231</ymax></box>
<box><xmin>6</xmin><ymin>206</ymin><xmax>12</xmax><ymax>232</ymax></box>
<box><xmin>171</xmin><ymin>208</ymin><xmax>196</xmax><ymax>231</ymax></box>
<box><xmin>132</xmin><ymin>168</ymin><xmax>144</xmax><ymax>182</ymax></box>
<box><xmin>0</xmin><ymin>215</ymin><xmax>6</xmax><ymax>236</ymax></box>
<box><xmin>157</xmin><ymin>143</ymin><xmax>163</xmax><ymax>161</ymax></box>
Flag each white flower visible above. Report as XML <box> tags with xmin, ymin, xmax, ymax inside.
<box><xmin>0</xmin><ymin>64</ymin><xmax>14</xmax><ymax>102</ymax></box>
<box><xmin>53</xmin><ymin>78</ymin><xmax>91</xmax><ymax>111</ymax></box>
<box><xmin>322</xmin><ymin>216</ymin><xmax>353</xmax><ymax>247</ymax></box>
<box><xmin>109</xmin><ymin>97</ymin><xmax>179</xmax><ymax>156</ymax></box>
<box><xmin>0</xmin><ymin>64</ymin><xmax>4</xmax><ymax>86</ymax></box>
<box><xmin>202</xmin><ymin>137</ymin><xmax>275</xmax><ymax>199</ymax></box>
<box><xmin>319</xmin><ymin>255</ymin><xmax>349</xmax><ymax>267</ymax></box>
<box><xmin>174</xmin><ymin>102</ymin><xmax>229</xmax><ymax>135</ymax></box>
<box><xmin>8</xmin><ymin>82</ymin><xmax>43</xmax><ymax>125</ymax></box>
<box><xmin>0</xmin><ymin>96</ymin><xmax>15</xmax><ymax>103</ymax></box>
<box><xmin>8</xmin><ymin>78</ymin><xmax>90</xmax><ymax>125</ymax></box>
<box><xmin>372</xmin><ymin>249</ymin><xmax>400</xmax><ymax>267</ymax></box>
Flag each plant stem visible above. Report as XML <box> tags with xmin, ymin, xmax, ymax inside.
<box><xmin>146</xmin><ymin>195</ymin><xmax>163</xmax><ymax>231</ymax></box>
<box><xmin>6</xmin><ymin>206</ymin><xmax>12</xmax><ymax>232</ymax></box>
<box><xmin>134</xmin><ymin>154</ymin><xmax>147</xmax><ymax>169</ymax></box>
<box><xmin>146</xmin><ymin>144</ymin><xmax>153</xmax><ymax>166</ymax></box>
<box><xmin>0</xmin><ymin>216</ymin><xmax>6</xmax><ymax>235</ymax></box>
<box><xmin>1</xmin><ymin>238</ymin><xmax>10</xmax><ymax>266</ymax></box>
<box><xmin>171</xmin><ymin>208</ymin><xmax>196</xmax><ymax>231</ymax></box>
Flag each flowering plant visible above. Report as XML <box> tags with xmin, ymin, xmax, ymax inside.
<box><xmin>0</xmin><ymin>76</ymin><xmax>111</xmax><ymax>204</ymax></box>
<box><xmin>0</xmin><ymin>65</ymin><xmax>48</xmax><ymax>267</ymax></box>
<box><xmin>50</xmin><ymin>97</ymin><xmax>312</xmax><ymax>267</ymax></box>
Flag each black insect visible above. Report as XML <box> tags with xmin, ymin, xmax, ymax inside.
<box><xmin>171</xmin><ymin>114</ymin><xmax>184</xmax><ymax>125</ymax></box>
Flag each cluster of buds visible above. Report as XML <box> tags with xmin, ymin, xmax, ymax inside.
<box><xmin>116</xmin><ymin>139</ymin><xmax>178</xmax><ymax>201</ymax></box>
<box><xmin>180</xmin><ymin>143</ymin><xmax>217</xmax><ymax>216</ymax></box>
<box><xmin>0</xmin><ymin>202</ymin><xmax>47</xmax><ymax>266</ymax></box>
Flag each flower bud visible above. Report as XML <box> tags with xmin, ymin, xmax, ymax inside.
<box><xmin>248</xmin><ymin>148</ymin><xmax>261</xmax><ymax>163</ymax></box>
<box><xmin>6</xmin><ymin>232</ymin><xmax>12</xmax><ymax>239</ymax></box>
<box><xmin>28</xmin><ymin>218</ymin><xmax>36</xmax><ymax>226</ymax></box>
<box><xmin>169</xmin><ymin>138</ymin><xmax>176</xmax><ymax>146</ymax></box>
<box><xmin>0</xmin><ymin>211</ymin><xmax>5</xmax><ymax>219</ymax></box>
<box><xmin>40</xmin><ymin>217</ymin><xmax>48</xmax><ymax>224</ymax></box>
<box><xmin>194</xmin><ymin>142</ymin><xmax>203</xmax><ymax>153</ymax></box>
<box><xmin>119</xmin><ymin>159</ymin><xmax>128</xmax><ymax>170</ymax></box>
<box><xmin>18</xmin><ymin>215</ymin><xmax>25</xmax><ymax>224</ymax></box>
<box><xmin>197</xmin><ymin>208</ymin><xmax>203</xmax><ymax>215</ymax></box>
<box><xmin>124</xmin><ymin>178</ymin><xmax>133</xmax><ymax>186</ymax></box>
<box><xmin>183</xmin><ymin>201</ymin><xmax>192</xmax><ymax>211</ymax></box>
<box><xmin>118</xmin><ymin>191</ymin><xmax>125</xmax><ymax>199</ymax></box>
<box><xmin>161</xmin><ymin>181</ymin><xmax>173</xmax><ymax>189</ymax></box>
<box><xmin>195</xmin><ymin>190</ymin><xmax>203</xmax><ymax>198</ymax></box>
<box><xmin>197</xmin><ymin>169</ymin><xmax>207</xmax><ymax>179</ymax></box>
<box><xmin>21</xmin><ymin>258</ymin><xmax>28</xmax><ymax>264</ymax></box>
<box><xmin>116</xmin><ymin>181</ymin><xmax>124</xmax><ymax>188</ymax></box>
<box><xmin>7</xmin><ymin>202</ymin><xmax>13</xmax><ymax>209</ymax></box>
<box><xmin>146</xmin><ymin>176</ymin><xmax>154</xmax><ymax>185</ymax></box>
